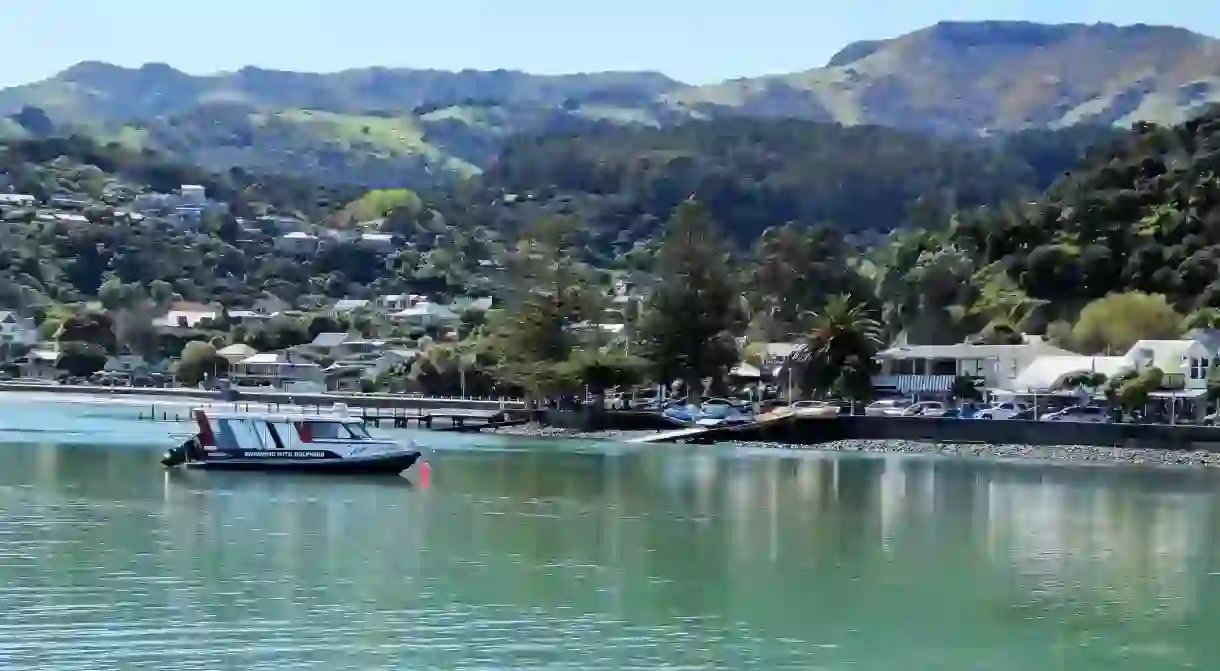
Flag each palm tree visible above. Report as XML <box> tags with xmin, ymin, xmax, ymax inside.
<box><xmin>792</xmin><ymin>294</ymin><xmax>884</xmax><ymax>401</ymax></box>
<box><xmin>798</xmin><ymin>294</ymin><xmax>884</xmax><ymax>358</ymax></box>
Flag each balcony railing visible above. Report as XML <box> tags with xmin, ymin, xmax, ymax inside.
<box><xmin>872</xmin><ymin>375</ymin><xmax>956</xmax><ymax>394</ymax></box>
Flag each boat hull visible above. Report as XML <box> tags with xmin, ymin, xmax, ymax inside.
<box><xmin>181</xmin><ymin>450</ymin><xmax>422</xmax><ymax>474</ymax></box>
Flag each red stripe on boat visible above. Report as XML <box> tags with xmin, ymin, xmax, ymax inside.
<box><xmin>193</xmin><ymin>409</ymin><xmax>215</xmax><ymax>446</ymax></box>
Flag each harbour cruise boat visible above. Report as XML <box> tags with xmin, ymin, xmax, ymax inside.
<box><xmin>160</xmin><ymin>405</ymin><xmax>423</xmax><ymax>474</ymax></box>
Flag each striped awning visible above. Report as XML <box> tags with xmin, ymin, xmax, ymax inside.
<box><xmin>872</xmin><ymin>375</ymin><xmax>956</xmax><ymax>394</ymax></box>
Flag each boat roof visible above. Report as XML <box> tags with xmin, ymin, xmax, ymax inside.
<box><xmin>195</xmin><ymin>408</ymin><xmax>365</xmax><ymax>423</ymax></box>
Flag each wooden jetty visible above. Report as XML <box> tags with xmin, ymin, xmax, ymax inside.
<box><xmin>629</xmin><ymin>426</ymin><xmax>713</xmax><ymax>444</ymax></box>
<box><xmin>136</xmin><ymin>401</ymin><xmax>529</xmax><ymax>432</ymax></box>
<box><xmin>629</xmin><ymin>413</ymin><xmax>837</xmax><ymax>445</ymax></box>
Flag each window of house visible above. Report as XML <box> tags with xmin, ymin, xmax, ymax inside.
<box><xmin>931</xmin><ymin>359</ymin><xmax>957</xmax><ymax>375</ymax></box>
<box><xmin>890</xmin><ymin>359</ymin><xmax>914</xmax><ymax>375</ymax></box>
<box><xmin>960</xmin><ymin>359</ymin><xmax>998</xmax><ymax>378</ymax></box>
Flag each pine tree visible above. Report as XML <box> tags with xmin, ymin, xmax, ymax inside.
<box><xmin>491</xmin><ymin>216</ymin><xmax>599</xmax><ymax>396</ymax></box>
<box><xmin>637</xmin><ymin>201</ymin><xmax>743</xmax><ymax>401</ymax></box>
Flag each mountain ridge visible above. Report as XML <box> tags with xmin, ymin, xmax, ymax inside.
<box><xmin>669</xmin><ymin>20</ymin><xmax>1220</xmax><ymax>133</ymax></box>
<box><xmin>3</xmin><ymin>20</ymin><xmax>1217</xmax><ymax>187</ymax></box>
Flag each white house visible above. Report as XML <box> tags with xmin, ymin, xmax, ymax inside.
<box><xmin>18</xmin><ymin>346</ymin><xmax>59</xmax><ymax>380</ymax></box>
<box><xmin>153</xmin><ymin>303</ymin><xmax>219</xmax><ymax>329</ymax></box>
<box><xmin>1011</xmin><ymin>335</ymin><xmax>1219</xmax><ymax>396</ymax></box>
<box><xmin>358</xmin><ymin>233</ymin><xmax>397</xmax><ymax>254</ymax></box>
<box><xmin>330</xmin><ymin>299</ymin><xmax>370</xmax><ymax>316</ymax></box>
<box><xmin>0</xmin><ymin>194</ymin><xmax>36</xmax><ymax>208</ymax></box>
<box><xmin>275</xmin><ymin>232</ymin><xmax>319</xmax><ymax>255</ymax></box>
<box><xmin>391</xmin><ymin>302</ymin><xmax>459</xmax><ymax>328</ymax></box>
<box><xmin>0</xmin><ymin>310</ymin><xmax>38</xmax><ymax>352</ymax></box>
<box><xmin>873</xmin><ymin>335</ymin><xmax>1075</xmax><ymax>395</ymax></box>
<box><xmin>451</xmin><ymin>296</ymin><xmax>494</xmax><ymax>313</ymax></box>
<box><xmin>226</xmin><ymin>310</ymin><xmax>272</xmax><ymax>326</ymax></box>
<box><xmin>376</xmin><ymin>294</ymin><xmax>418</xmax><ymax>313</ymax></box>
<box><xmin>229</xmin><ymin>352</ymin><xmax>325</xmax><ymax>389</ymax></box>
<box><xmin>251</xmin><ymin>295</ymin><xmax>291</xmax><ymax>316</ymax></box>
<box><xmin>216</xmin><ymin>343</ymin><xmax>258</xmax><ymax>364</ymax></box>
<box><xmin>180</xmin><ymin>184</ymin><xmax>206</xmax><ymax>205</ymax></box>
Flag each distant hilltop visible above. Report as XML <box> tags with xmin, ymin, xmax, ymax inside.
<box><xmin>2</xmin><ymin>20</ymin><xmax>1217</xmax><ymax>187</ymax></box>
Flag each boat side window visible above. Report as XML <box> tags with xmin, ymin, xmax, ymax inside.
<box><xmin>218</xmin><ymin>418</ymin><xmax>265</xmax><ymax>450</ymax></box>
<box><xmin>305</xmin><ymin>421</ymin><xmax>363</xmax><ymax>440</ymax></box>
<box><xmin>268</xmin><ymin>422</ymin><xmax>296</xmax><ymax>449</ymax></box>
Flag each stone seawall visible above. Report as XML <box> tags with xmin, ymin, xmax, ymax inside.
<box><xmin>735</xmin><ymin>416</ymin><xmax>1220</xmax><ymax>452</ymax></box>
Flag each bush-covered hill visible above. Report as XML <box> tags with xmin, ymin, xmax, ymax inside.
<box><xmin>950</xmin><ymin>107</ymin><xmax>1220</xmax><ymax>314</ymax></box>
<box><xmin>480</xmin><ymin>117</ymin><xmax>1122</xmax><ymax>244</ymax></box>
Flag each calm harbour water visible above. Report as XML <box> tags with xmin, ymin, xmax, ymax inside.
<box><xmin>2</xmin><ymin>396</ymin><xmax>1220</xmax><ymax>669</ymax></box>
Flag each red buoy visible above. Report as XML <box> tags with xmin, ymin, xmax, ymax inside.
<box><xmin>414</xmin><ymin>460</ymin><xmax>432</xmax><ymax>487</ymax></box>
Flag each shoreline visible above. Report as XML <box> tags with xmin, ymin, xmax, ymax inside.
<box><xmin>487</xmin><ymin>423</ymin><xmax>1220</xmax><ymax>468</ymax></box>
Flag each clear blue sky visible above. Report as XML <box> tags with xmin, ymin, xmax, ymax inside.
<box><xmin>3</xmin><ymin>0</ymin><xmax>1218</xmax><ymax>87</ymax></box>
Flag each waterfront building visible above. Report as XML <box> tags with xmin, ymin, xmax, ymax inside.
<box><xmin>229</xmin><ymin>352</ymin><xmax>325</xmax><ymax>390</ymax></box>
<box><xmin>873</xmin><ymin>334</ymin><xmax>1074</xmax><ymax>396</ymax></box>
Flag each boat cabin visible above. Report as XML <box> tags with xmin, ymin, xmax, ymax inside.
<box><xmin>193</xmin><ymin>409</ymin><xmax>379</xmax><ymax>453</ymax></box>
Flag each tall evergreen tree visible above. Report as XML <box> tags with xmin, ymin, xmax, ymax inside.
<box><xmin>637</xmin><ymin>201</ymin><xmax>744</xmax><ymax>401</ymax></box>
<box><xmin>490</xmin><ymin>215</ymin><xmax>600</xmax><ymax>396</ymax></box>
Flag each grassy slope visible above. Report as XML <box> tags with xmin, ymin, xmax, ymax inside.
<box><xmin>665</xmin><ymin>22</ymin><xmax>1220</xmax><ymax>132</ymax></box>
<box><xmin>103</xmin><ymin>109</ymin><xmax>485</xmax><ymax>180</ymax></box>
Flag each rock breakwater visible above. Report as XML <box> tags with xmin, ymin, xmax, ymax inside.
<box><xmin>733</xmin><ymin>439</ymin><xmax>1220</xmax><ymax>467</ymax></box>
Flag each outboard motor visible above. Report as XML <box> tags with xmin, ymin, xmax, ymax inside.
<box><xmin>160</xmin><ymin>436</ymin><xmax>199</xmax><ymax>467</ymax></box>
<box><xmin>160</xmin><ymin>445</ymin><xmax>186</xmax><ymax>467</ymax></box>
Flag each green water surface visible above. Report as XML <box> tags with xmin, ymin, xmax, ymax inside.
<box><xmin>1</xmin><ymin>396</ymin><xmax>1219</xmax><ymax>669</ymax></box>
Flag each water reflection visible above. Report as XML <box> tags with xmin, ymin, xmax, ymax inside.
<box><xmin>3</xmin><ymin>432</ymin><xmax>1220</xmax><ymax>668</ymax></box>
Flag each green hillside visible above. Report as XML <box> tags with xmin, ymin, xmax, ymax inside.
<box><xmin>4</xmin><ymin>21</ymin><xmax>1219</xmax><ymax>187</ymax></box>
<box><xmin>667</xmin><ymin>21</ymin><xmax>1220</xmax><ymax>133</ymax></box>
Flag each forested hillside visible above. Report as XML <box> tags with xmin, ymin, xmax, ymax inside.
<box><xmin>5</xmin><ymin>104</ymin><xmax>1220</xmax><ymax>359</ymax></box>
<box><xmin>873</xmin><ymin>106</ymin><xmax>1220</xmax><ymax>347</ymax></box>
<box><xmin>482</xmin><ymin>118</ymin><xmax>1121</xmax><ymax>242</ymax></box>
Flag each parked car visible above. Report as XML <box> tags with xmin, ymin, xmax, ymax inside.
<box><xmin>901</xmin><ymin>401</ymin><xmax>948</xmax><ymax>417</ymax></box>
<box><xmin>975</xmin><ymin>401</ymin><xmax>1031</xmax><ymax>420</ymax></box>
<box><xmin>790</xmin><ymin>400</ymin><xmax>841</xmax><ymax>419</ymax></box>
<box><xmin>698</xmin><ymin>399</ymin><xmax>754</xmax><ymax>426</ymax></box>
<box><xmin>661</xmin><ymin>403</ymin><xmax>701</xmax><ymax>426</ymax></box>
<box><xmin>865</xmin><ymin>399</ymin><xmax>912</xmax><ymax>417</ymax></box>
<box><xmin>1040</xmin><ymin>405</ymin><xmax>1110</xmax><ymax>423</ymax></box>
<box><xmin>1010</xmin><ymin>407</ymin><xmax>1039</xmax><ymax>421</ymax></box>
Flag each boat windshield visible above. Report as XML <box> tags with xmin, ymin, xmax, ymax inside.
<box><xmin>303</xmin><ymin>421</ymin><xmax>370</xmax><ymax>440</ymax></box>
